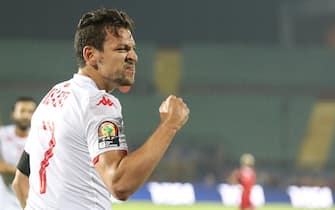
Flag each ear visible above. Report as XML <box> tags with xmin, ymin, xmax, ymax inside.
<box><xmin>83</xmin><ymin>46</ymin><xmax>98</xmax><ymax>69</ymax></box>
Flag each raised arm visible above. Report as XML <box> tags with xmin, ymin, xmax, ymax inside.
<box><xmin>95</xmin><ymin>95</ymin><xmax>189</xmax><ymax>200</ymax></box>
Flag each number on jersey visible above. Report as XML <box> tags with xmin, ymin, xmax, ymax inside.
<box><xmin>39</xmin><ymin>121</ymin><xmax>56</xmax><ymax>194</ymax></box>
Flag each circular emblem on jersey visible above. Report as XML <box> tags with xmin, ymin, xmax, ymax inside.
<box><xmin>98</xmin><ymin>121</ymin><xmax>120</xmax><ymax>149</ymax></box>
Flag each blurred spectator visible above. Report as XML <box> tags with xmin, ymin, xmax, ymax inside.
<box><xmin>0</xmin><ymin>97</ymin><xmax>36</xmax><ymax>210</ymax></box>
<box><xmin>203</xmin><ymin>172</ymin><xmax>216</xmax><ymax>187</ymax></box>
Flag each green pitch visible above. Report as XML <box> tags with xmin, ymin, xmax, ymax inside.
<box><xmin>112</xmin><ymin>201</ymin><xmax>314</xmax><ymax>210</ymax></box>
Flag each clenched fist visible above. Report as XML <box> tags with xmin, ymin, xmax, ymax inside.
<box><xmin>159</xmin><ymin>95</ymin><xmax>189</xmax><ymax>131</ymax></box>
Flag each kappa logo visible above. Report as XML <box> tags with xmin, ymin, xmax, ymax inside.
<box><xmin>96</xmin><ymin>96</ymin><xmax>113</xmax><ymax>107</ymax></box>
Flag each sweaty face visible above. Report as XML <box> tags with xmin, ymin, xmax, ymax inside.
<box><xmin>12</xmin><ymin>101</ymin><xmax>36</xmax><ymax>131</ymax></box>
<box><xmin>96</xmin><ymin>28</ymin><xmax>138</xmax><ymax>90</ymax></box>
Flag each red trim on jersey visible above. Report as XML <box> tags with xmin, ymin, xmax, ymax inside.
<box><xmin>93</xmin><ymin>155</ymin><xmax>99</xmax><ymax>165</ymax></box>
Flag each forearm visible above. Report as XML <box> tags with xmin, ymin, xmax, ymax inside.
<box><xmin>12</xmin><ymin>170</ymin><xmax>29</xmax><ymax>208</ymax></box>
<box><xmin>118</xmin><ymin>124</ymin><xmax>176</xmax><ymax>185</ymax></box>
<box><xmin>100</xmin><ymin>123</ymin><xmax>177</xmax><ymax>200</ymax></box>
<box><xmin>13</xmin><ymin>184</ymin><xmax>29</xmax><ymax>208</ymax></box>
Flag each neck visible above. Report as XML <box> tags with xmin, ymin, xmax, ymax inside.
<box><xmin>78</xmin><ymin>67</ymin><xmax>116</xmax><ymax>93</ymax></box>
<box><xmin>15</xmin><ymin>127</ymin><xmax>29</xmax><ymax>138</ymax></box>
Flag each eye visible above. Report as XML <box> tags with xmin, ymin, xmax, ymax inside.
<box><xmin>116</xmin><ymin>45</ymin><xmax>131</xmax><ymax>52</ymax></box>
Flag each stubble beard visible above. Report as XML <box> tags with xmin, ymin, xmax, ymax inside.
<box><xmin>14</xmin><ymin>120</ymin><xmax>30</xmax><ymax>131</ymax></box>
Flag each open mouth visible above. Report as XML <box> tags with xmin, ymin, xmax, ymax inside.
<box><xmin>125</xmin><ymin>65</ymin><xmax>135</xmax><ymax>72</ymax></box>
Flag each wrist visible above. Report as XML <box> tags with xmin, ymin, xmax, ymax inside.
<box><xmin>159</xmin><ymin>122</ymin><xmax>178</xmax><ymax>134</ymax></box>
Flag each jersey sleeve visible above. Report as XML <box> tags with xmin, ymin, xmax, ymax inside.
<box><xmin>24</xmin><ymin>132</ymin><xmax>32</xmax><ymax>155</ymax></box>
<box><xmin>16</xmin><ymin>150</ymin><xmax>30</xmax><ymax>176</ymax></box>
<box><xmin>85</xmin><ymin>93</ymin><xmax>128</xmax><ymax>162</ymax></box>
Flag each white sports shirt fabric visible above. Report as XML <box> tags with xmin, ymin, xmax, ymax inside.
<box><xmin>25</xmin><ymin>74</ymin><xmax>128</xmax><ymax>210</ymax></box>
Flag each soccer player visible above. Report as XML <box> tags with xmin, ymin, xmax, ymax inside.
<box><xmin>14</xmin><ymin>8</ymin><xmax>189</xmax><ymax>210</ymax></box>
<box><xmin>237</xmin><ymin>153</ymin><xmax>256</xmax><ymax>210</ymax></box>
<box><xmin>0</xmin><ymin>97</ymin><xmax>36</xmax><ymax>210</ymax></box>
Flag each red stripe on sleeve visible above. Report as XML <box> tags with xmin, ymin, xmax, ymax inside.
<box><xmin>92</xmin><ymin>155</ymin><xmax>99</xmax><ymax>165</ymax></box>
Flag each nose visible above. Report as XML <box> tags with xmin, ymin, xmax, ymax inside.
<box><xmin>126</xmin><ymin>50</ymin><xmax>138</xmax><ymax>63</ymax></box>
<box><xmin>22</xmin><ymin>112</ymin><xmax>33</xmax><ymax>120</ymax></box>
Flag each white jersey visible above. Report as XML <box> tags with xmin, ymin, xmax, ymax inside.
<box><xmin>0</xmin><ymin>125</ymin><xmax>27</xmax><ymax>210</ymax></box>
<box><xmin>25</xmin><ymin>74</ymin><xmax>128</xmax><ymax>210</ymax></box>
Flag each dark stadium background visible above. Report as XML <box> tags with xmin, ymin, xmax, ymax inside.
<box><xmin>1</xmin><ymin>0</ymin><xmax>335</xmax><ymax>203</ymax></box>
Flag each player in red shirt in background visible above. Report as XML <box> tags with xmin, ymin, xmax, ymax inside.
<box><xmin>237</xmin><ymin>153</ymin><xmax>256</xmax><ymax>210</ymax></box>
<box><xmin>228</xmin><ymin>153</ymin><xmax>256</xmax><ymax>210</ymax></box>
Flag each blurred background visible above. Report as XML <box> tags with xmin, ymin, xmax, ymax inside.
<box><xmin>1</xmin><ymin>0</ymin><xmax>335</xmax><ymax>200</ymax></box>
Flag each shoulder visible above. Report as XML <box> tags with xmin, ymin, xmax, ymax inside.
<box><xmin>0</xmin><ymin>125</ymin><xmax>15</xmax><ymax>141</ymax></box>
<box><xmin>90</xmin><ymin>92</ymin><xmax>121</xmax><ymax>110</ymax></box>
<box><xmin>0</xmin><ymin>125</ymin><xmax>14</xmax><ymax>134</ymax></box>
<box><xmin>0</xmin><ymin>125</ymin><xmax>4</xmax><ymax>133</ymax></box>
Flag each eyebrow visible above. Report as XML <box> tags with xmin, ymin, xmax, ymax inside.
<box><xmin>116</xmin><ymin>43</ymin><xmax>136</xmax><ymax>49</ymax></box>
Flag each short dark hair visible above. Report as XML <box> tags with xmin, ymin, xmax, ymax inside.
<box><xmin>74</xmin><ymin>8</ymin><xmax>135</xmax><ymax>67</ymax></box>
<box><xmin>12</xmin><ymin>96</ymin><xmax>37</xmax><ymax>111</ymax></box>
